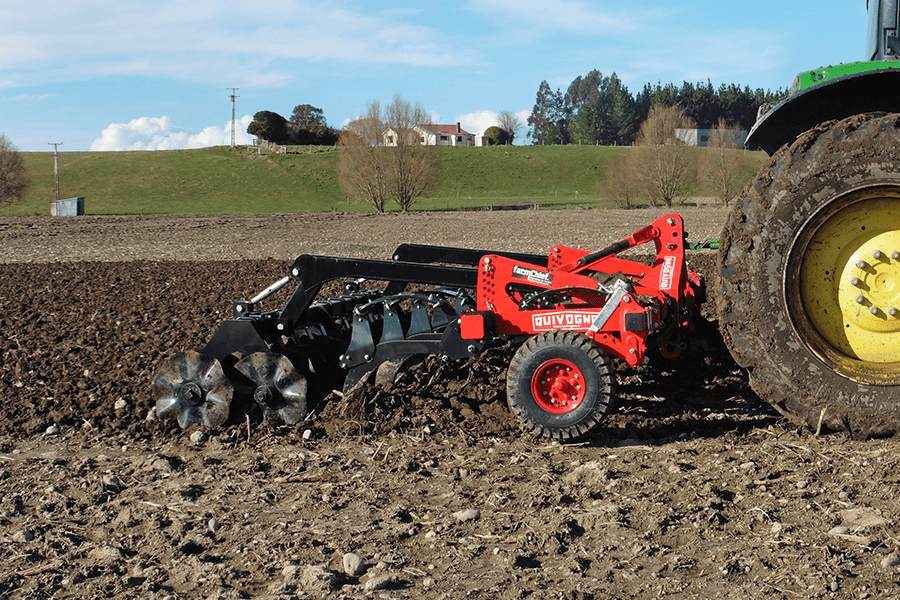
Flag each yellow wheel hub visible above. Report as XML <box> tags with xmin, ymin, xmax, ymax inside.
<box><xmin>790</xmin><ymin>190</ymin><xmax>900</xmax><ymax>383</ymax></box>
<box><xmin>837</xmin><ymin>233</ymin><xmax>900</xmax><ymax>344</ymax></box>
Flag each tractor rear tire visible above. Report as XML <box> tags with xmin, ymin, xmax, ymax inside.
<box><xmin>506</xmin><ymin>330</ymin><xmax>614</xmax><ymax>439</ymax></box>
<box><xmin>718</xmin><ymin>112</ymin><xmax>900</xmax><ymax>438</ymax></box>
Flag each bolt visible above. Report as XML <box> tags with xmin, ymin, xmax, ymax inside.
<box><xmin>874</xmin><ymin>250</ymin><xmax>884</xmax><ymax>260</ymax></box>
<box><xmin>890</xmin><ymin>307</ymin><xmax>899</xmax><ymax>317</ymax></box>
<box><xmin>235</xmin><ymin>305</ymin><xmax>244</xmax><ymax>313</ymax></box>
<box><xmin>851</xmin><ymin>277</ymin><xmax>862</xmax><ymax>286</ymax></box>
<box><xmin>292</xmin><ymin>268</ymin><xmax>300</xmax><ymax>276</ymax></box>
<box><xmin>276</xmin><ymin>323</ymin><xmax>285</xmax><ymax>331</ymax></box>
<box><xmin>467</xmin><ymin>345</ymin><xmax>477</xmax><ymax>354</ymax></box>
<box><xmin>623</xmin><ymin>296</ymin><xmax>631</xmax><ymax>303</ymax></box>
<box><xmin>870</xmin><ymin>306</ymin><xmax>880</xmax><ymax>315</ymax></box>
<box><xmin>856</xmin><ymin>295</ymin><xmax>866</xmax><ymax>304</ymax></box>
<box><xmin>893</xmin><ymin>251</ymin><xmax>900</xmax><ymax>260</ymax></box>
<box><xmin>364</xmin><ymin>354</ymin><xmax>371</xmax><ymax>362</ymax></box>
<box><xmin>667</xmin><ymin>217</ymin><xmax>676</xmax><ymax>226</ymax></box>
<box><xmin>629</xmin><ymin>348</ymin><xmax>636</xmax><ymax>354</ymax></box>
<box><xmin>857</xmin><ymin>260</ymin><xmax>868</xmax><ymax>269</ymax></box>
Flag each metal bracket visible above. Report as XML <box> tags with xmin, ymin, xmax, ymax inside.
<box><xmin>589</xmin><ymin>279</ymin><xmax>632</xmax><ymax>333</ymax></box>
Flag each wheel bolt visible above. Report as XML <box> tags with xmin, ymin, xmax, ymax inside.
<box><xmin>890</xmin><ymin>307</ymin><xmax>899</xmax><ymax>317</ymax></box>
<box><xmin>856</xmin><ymin>295</ymin><xmax>866</xmax><ymax>304</ymax></box>
<box><xmin>857</xmin><ymin>260</ymin><xmax>868</xmax><ymax>269</ymax></box>
<box><xmin>893</xmin><ymin>251</ymin><xmax>900</xmax><ymax>260</ymax></box>
<box><xmin>874</xmin><ymin>250</ymin><xmax>884</xmax><ymax>260</ymax></box>
<box><xmin>851</xmin><ymin>277</ymin><xmax>862</xmax><ymax>286</ymax></box>
<box><xmin>870</xmin><ymin>306</ymin><xmax>880</xmax><ymax>315</ymax></box>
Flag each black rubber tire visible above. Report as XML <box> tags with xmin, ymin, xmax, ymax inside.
<box><xmin>718</xmin><ymin>112</ymin><xmax>900</xmax><ymax>438</ymax></box>
<box><xmin>506</xmin><ymin>330</ymin><xmax>614</xmax><ymax>439</ymax></box>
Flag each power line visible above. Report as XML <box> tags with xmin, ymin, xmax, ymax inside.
<box><xmin>48</xmin><ymin>142</ymin><xmax>63</xmax><ymax>202</ymax></box>
<box><xmin>228</xmin><ymin>88</ymin><xmax>240</xmax><ymax>147</ymax></box>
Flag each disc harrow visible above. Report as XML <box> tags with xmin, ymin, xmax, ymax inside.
<box><xmin>152</xmin><ymin>213</ymin><xmax>703</xmax><ymax>439</ymax></box>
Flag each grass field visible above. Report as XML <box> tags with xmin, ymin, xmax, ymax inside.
<box><xmin>5</xmin><ymin>144</ymin><xmax>767</xmax><ymax>216</ymax></box>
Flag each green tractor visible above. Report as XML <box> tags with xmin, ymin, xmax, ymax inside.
<box><xmin>718</xmin><ymin>0</ymin><xmax>900</xmax><ymax>437</ymax></box>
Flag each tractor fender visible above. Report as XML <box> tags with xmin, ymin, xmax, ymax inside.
<box><xmin>747</xmin><ymin>67</ymin><xmax>900</xmax><ymax>155</ymax></box>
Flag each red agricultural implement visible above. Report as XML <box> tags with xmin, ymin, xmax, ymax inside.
<box><xmin>152</xmin><ymin>213</ymin><xmax>703</xmax><ymax>439</ymax></box>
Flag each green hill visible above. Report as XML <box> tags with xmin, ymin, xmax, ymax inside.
<box><xmin>4</xmin><ymin>144</ymin><xmax>766</xmax><ymax>216</ymax></box>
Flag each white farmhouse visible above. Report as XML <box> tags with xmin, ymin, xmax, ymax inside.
<box><xmin>383</xmin><ymin>122</ymin><xmax>476</xmax><ymax>147</ymax></box>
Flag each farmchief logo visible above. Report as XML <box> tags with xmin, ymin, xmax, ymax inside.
<box><xmin>532</xmin><ymin>311</ymin><xmax>597</xmax><ymax>332</ymax></box>
<box><xmin>512</xmin><ymin>265</ymin><xmax>553</xmax><ymax>287</ymax></box>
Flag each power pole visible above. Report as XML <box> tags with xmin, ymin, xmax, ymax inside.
<box><xmin>48</xmin><ymin>142</ymin><xmax>63</xmax><ymax>201</ymax></box>
<box><xmin>228</xmin><ymin>88</ymin><xmax>240</xmax><ymax>147</ymax></box>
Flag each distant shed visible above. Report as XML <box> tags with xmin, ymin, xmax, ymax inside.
<box><xmin>51</xmin><ymin>197</ymin><xmax>85</xmax><ymax>216</ymax></box>
<box><xmin>675</xmin><ymin>129</ymin><xmax>747</xmax><ymax>148</ymax></box>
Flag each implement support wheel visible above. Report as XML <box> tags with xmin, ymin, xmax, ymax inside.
<box><xmin>718</xmin><ymin>112</ymin><xmax>900</xmax><ymax>438</ymax></box>
<box><xmin>506</xmin><ymin>330</ymin><xmax>614</xmax><ymax>439</ymax></box>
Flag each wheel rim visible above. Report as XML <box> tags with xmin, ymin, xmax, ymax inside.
<box><xmin>787</xmin><ymin>188</ymin><xmax>900</xmax><ymax>385</ymax></box>
<box><xmin>531</xmin><ymin>359</ymin><xmax>586</xmax><ymax>414</ymax></box>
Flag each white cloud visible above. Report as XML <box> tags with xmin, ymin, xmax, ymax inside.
<box><xmin>457</xmin><ymin>109</ymin><xmax>531</xmax><ymax>143</ymax></box>
<box><xmin>0</xmin><ymin>1</ymin><xmax>477</xmax><ymax>88</ymax></box>
<box><xmin>470</xmin><ymin>0</ymin><xmax>641</xmax><ymax>34</ymax></box>
<box><xmin>456</xmin><ymin>110</ymin><xmax>500</xmax><ymax>136</ymax></box>
<box><xmin>90</xmin><ymin>114</ymin><xmax>254</xmax><ymax>151</ymax></box>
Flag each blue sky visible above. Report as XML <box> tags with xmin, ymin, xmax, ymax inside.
<box><xmin>1</xmin><ymin>0</ymin><xmax>868</xmax><ymax>152</ymax></box>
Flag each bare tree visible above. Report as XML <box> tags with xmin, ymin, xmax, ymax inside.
<box><xmin>0</xmin><ymin>134</ymin><xmax>28</xmax><ymax>206</ymax></box>
<box><xmin>599</xmin><ymin>152</ymin><xmax>642</xmax><ymax>208</ymax></box>
<box><xmin>338</xmin><ymin>96</ymin><xmax>438</xmax><ymax>212</ymax></box>
<box><xmin>383</xmin><ymin>95</ymin><xmax>436</xmax><ymax>212</ymax></box>
<box><xmin>338</xmin><ymin>102</ymin><xmax>389</xmax><ymax>212</ymax></box>
<box><xmin>705</xmin><ymin>117</ymin><xmax>748</xmax><ymax>206</ymax></box>
<box><xmin>497</xmin><ymin>111</ymin><xmax>522</xmax><ymax>144</ymax></box>
<box><xmin>632</xmin><ymin>105</ymin><xmax>697</xmax><ymax>207</ymax></box>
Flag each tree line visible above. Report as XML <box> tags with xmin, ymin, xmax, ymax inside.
<box><xmin>527</xmin><ymin>70</ymin><xmax>784</xmax><ymax>146</ymax></box>
<box><xmin>248</xmin><ymin>74</ymin><xmax>783</xmax><ymax>151</ymax></box>
<box><xmin>247</xmin><ymin>104</ymin><xmax>339</xmax><ymax>146</ymax></box>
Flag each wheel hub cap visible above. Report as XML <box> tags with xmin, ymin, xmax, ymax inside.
<box><xmin>838</xmin><ymin>233</ymin><xmax>900</xmax><ymax>340</ymax></box>
<box><xmin>531</xmin><ymin>359</ymin><xmax>586</xmax><ymax>414</ymax></box>
<box><xmin>179</xmin><ymin>382</ymin><xmax>204</xmax><ymax>406</ymax></box>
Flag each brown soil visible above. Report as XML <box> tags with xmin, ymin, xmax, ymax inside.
<box><xmin>2</xmin><ymin>208</ymin><xmax>899</xmax><ymax>599</ymax></box>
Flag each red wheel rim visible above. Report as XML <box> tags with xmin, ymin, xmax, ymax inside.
<box><xmin>530</xmin><ymin>359</ymin><xmax>586</xmax><ymax>414</ymax></box>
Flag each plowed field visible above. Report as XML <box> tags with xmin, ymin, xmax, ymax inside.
<box><xmin>2</xmin><ymin>208</ymin><xmax>899</xmax><ymax>599</ymax></box>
